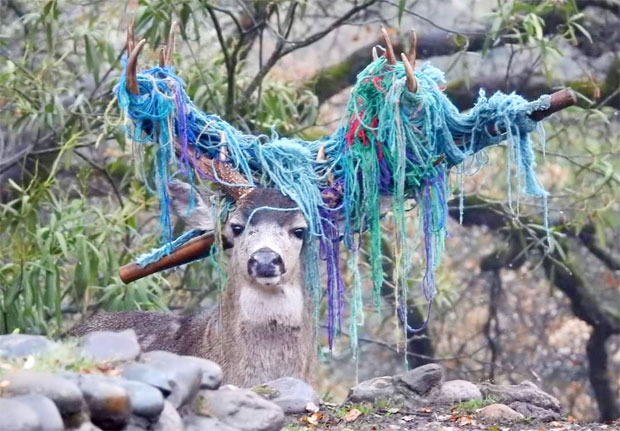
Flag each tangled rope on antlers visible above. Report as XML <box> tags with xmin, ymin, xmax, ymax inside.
<box><xmin>116</xmin><ymin>23</ymin><xmax>576</xmax><ymax>350</ymax></box>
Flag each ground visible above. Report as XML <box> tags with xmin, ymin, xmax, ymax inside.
<box><xmin>284</xmin><ymin>402</ymin><xmax>620</xmax><ymax>431</ymax></box>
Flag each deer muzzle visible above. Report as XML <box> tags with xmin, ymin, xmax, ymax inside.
<box><xmin>248</xmin><ymin>248</ymin><xmax>285</xmax><ymax>281</ymax></box>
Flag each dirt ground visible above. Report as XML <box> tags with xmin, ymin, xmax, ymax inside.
<box><xmin>284</xmin><ymin>403</ymin><xmax>620</xmax><ymax>431</ymax></box>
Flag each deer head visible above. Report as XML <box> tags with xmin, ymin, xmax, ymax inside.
<box><xmin>169</xmin><ymin>182</ymin><xmax>308</xmax><ymax>291</ymax></box>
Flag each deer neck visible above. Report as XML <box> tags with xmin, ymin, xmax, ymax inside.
<box><xmin>224</xmin><ymin>268</ymin><xmax>307</xmax><ymax>328</ymax></box>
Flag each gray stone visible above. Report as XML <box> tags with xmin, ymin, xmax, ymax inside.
<box><xmin>0</xmin><ymin>334</ymin><xmax>56</xmax><ymax>358</ymax></box>
<box><xmin>395</xmin><ymin>363</ymin><xmax>443</xmax><ymax>396</ymax></box>
<box><xmin>257</xmin><ymin>377</ymin><xmax>319</xmax><ymax>414</ymax></box>
<box><xmin>80</xmin><ymin>329</ymin><xmax>141</xmax><ymax>362</ymax></box>
<box><xmin>122</xmin><ymin>362</ymin><xmax>172</xmax><ymax>396</ymax></box>
<box><xmin>72</xmin><ymin>422</ymin><xmax>104</xmax><ymax>431</ymax></box>
<box><xmin>347</xmin><ymin>376</ymin><xmax>395</xmax><ymax>403</ymax></box>
<box><xmin>0</xmin><ymin>398</ymin><xmax>40</xmax><ymax>430</ymax></box>
<box><xmin>438</xmin><ymin>379</ymin><xmax>482</xmax><ymax>403</ymax></box>
<box><xmin>12</xmin><ymin>394</ymin><xmax>64</xmax><ymax>431</ymax></box>
<box><xmin>184</xmin><ymin>415</ymin><xmax>241</xmax><ymax>431</ymax></box>
<box><xmin>141</xmin><ymin>350</ymin><xmax>202</xmax><ymax>408</ymax></box>
<box><xmin>477</xmin><ymin>380</ymin><xmax>561</xmax><ymax>412</ymax></box>
<box><xmin>152</xmin><ymin>401</ymin><xmax>184</xmax><ymax>431</ymax></box>
<box><xmin>3</xmin><ymin>370</ymin><xmax>84</xmax><ymax>416</ymax></box>
<box><xmin>116</xmin><ymin>378</ymin><xmax>165</xmax><ymax>419</ymax></box>
<box><xmin>509</xmin><ymin>401</ymin><xmax>561</xmax><ymax>421</ymax></box>
<box><xmin>195</xmin><ymin>386</ymin><xmax>284</xmax><ymax>431</ymax></box>
<box><xmin>477</xmin><ymin>403</ymin><xmax>525</xmax><ymax>422</ymax></box>
<box><xmin>78</xmin><ymin>374</ymin><xmax>131</xmax><ymax>430</ymax></box>
<box><xmin>182</xmin><ymin>355</ymin><xmax>224</xmax><ymax>390</ymax></box>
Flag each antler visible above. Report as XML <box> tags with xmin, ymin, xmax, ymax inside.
<box><xmin>125</xmin><ymin>20</ymin><xmax>252</xmax><ymax>201</ymax></box>
<box><xmin>380</xmin><ymin>27</ymin><xmax>418</xmax><ymax>92</ymax></box>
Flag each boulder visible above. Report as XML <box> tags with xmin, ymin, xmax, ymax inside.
<box><xmin>11</xmin><ymin>394</ymin><xmax>64</xmax><ymax>431</ymax></box>
<box><xmin>77</xmin><ymin>374</ymin><xmax>131</xmax><ymax>430</ymax></box>
<box><xmin>0</xmin><ymin>334</ymin><xmax>56</xmax><ymax>358</ymax></box>
<box><xmin>2</xmin><ymin>370</ymin><xmax>84</xmax><ymax>417</ymax></box>
<box><xmin>80</xmin><ymin>329</ymin><xmax>141</xmax><ymax>362</ymax></box>
<box><xmin>152</xmin><ymin>401</ymin><xmax>184</xmax><ymax>431</ymax></box>
<box><xmin>141</xmin><ymin>350</ymin><xmax>202</xmax><ymax>408</ymax></box>
<box><xmin>347</xmin><ymin>376</ymin><xmax>395</xmax><ymax>404</ymax></box>
<box><xmin>255</xmin><ymin>377</ymin><xmax>319</xmax><ymax>414</ymax></box>
<box><xmin>116</xmin><ymin>378</ymin><xmax>165</xmax><ymax>419</ymax></box>
<box><xmin>184</xmin><ymin>415</ymin><xmax>241</xmax><ymax>431</ymax></box>
<box><xmin>394</xmin><ymin>363</ymin><xmax>443</xmax><ymax>396</ymax></box>
<box><xmin>477</xmin><ymin>381</ymin><xmax>561</xmax><ymax>412</ymax></box>
<box><xmin>438</xmin><ymin>380</ymin><xmax>482</xmax><ymax>403</ymax></box>
<box><xmin>0</xmin><ymin>398</ymin><xmax>40</xmax><ymax>430</ymax></box>
<box><xmin>509</xmin><ymin>400</ymin><xmax>561</xmax><ymax>421</ymax></box>
<box><xmin>182</xmin><ymin>355</ymin><xmax>224</xmax><ymax>390</ymax></box>
<box><xmin>194</xmin><ymin>386</ymin><xmax>284</xmax><ymax>431</ymax></box>
<box><xmin>477</xmin><ymin>403</ymin><xmax>525</xmax><ymax>422</ymax></box>
<box><xmin>121</xmin><ymin>362</ymin><xmax>172</xmax><ymax>396</ymax></box>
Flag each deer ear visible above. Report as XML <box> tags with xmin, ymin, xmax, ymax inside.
<box><xmin>169</xmin><ymin>180</ymin><xmax>215</xmax><ymax>231</ymax></box>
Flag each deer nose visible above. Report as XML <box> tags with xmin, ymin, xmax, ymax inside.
<box><xmin>248</xmin><ymin>248</ymin><xmax>285</xmax><ymax>278</ymax></box>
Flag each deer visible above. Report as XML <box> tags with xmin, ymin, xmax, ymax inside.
<box><xmin>72</xmin><ymin>182</ymin><xmax>316</xmax><ymax>388</ymax></box>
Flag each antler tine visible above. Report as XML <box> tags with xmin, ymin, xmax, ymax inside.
<box><xmin>126</xmin><ymin>39</ymin><xmax>147</xmax><ymax>95</ymax></box>
<box><xmin>380</xmin><ymin>26</ymin><xmax>397</xmax><ymax>65</ymax></box>
<box><xmin>407</xmin><ymin>29</ymin><xmax>417</xmax><ymax>65</ymax></box>
<box><xmin>316</xmin><ymin>144</ymin><xmax>326</xmax><ymax>162</ymax></box>
<box><xmin>401</xmin><ymin>53</ymin><xmax>417</xmax><ymax>92</ymax></box>
<box><xmin>163</xmin><ymin>21</ymin><xmax>178</xmax><ymax>66</ymax></box>
<box><xmin>158</xmin><ymin>47</ymin><xmax>166</xmax><ymax>68</ymax></box>
<box><xmin>372</xmin><ymin>47</ymin><xmax>378</xmax><ymax>61</ymax></box>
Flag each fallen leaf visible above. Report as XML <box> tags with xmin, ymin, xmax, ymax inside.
<box><xmin>23</xmin><ymin>355</ymin><xmax>35</xmax><ymax>370</ymax></box>
<box><xmin>387</xmin><ymin>407</ymin><xmax>400</xmax><ymax>414</ymax></box>
<box><xmin>401</xmin><ymin>415</ymin><xmax>414</xmax><ymax>422</ymax></box>
<box><xmin>306</xmin><ymin>412</ymin><xmax>322</xmax><ymax>425</ymax></box>
<box><xmin>305</xmin><ymin>402</ymin><xmax>319</xmax><ymax>413</ymax></box>
<box><xmin>343</xmin><ymin>408</ymin><xmax>362</xmax><ymax>422</ymax></box>
<box><xmin>422</xmin><ymin>406</ymin><xmax>432</xmax><ymax>413</ymax></box>
<box><xmin>456</xmin><ymin>415</ymin><xmax>476</xmax><ymax>426</ymax></box>
<box><xmin>549</xmin><ymin>421</ymin><xmax>564</xmax><ymax>428</ymax></box>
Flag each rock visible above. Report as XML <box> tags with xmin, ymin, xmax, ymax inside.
<box><xmin>2</xmin><ymin>370</ymin><xmax>84</xmax><ymax>416</ymax></box>
<box><xmin>0</xmin><ymin>334</ymin><xmax>56</xmax><ymax>358</ymax></box>
<box><xmin>152</xmin><ymin>401</ymin><xmax>184</xmax><ymax>431</ymax></box>
<box><xmin>141</xmin><ymin>350</ymin><xmax>202</xmax><ymax>408</ymax></box>
<box><xmin>477</xmin><ymin>403</ymin><xmax>525</xmax><ymax>422</ymax></box>
<box><xmin>72</xmin><ymin>422</ymin><xmax>104</xmax><ymax>431</ymax></box>
<box><xmin>195</xmin><ymin>386</ymin><xmax>284</xmax><ymax>431</ymax></box>
<box><xmin>256</xmin><ymin>377</ymin><xmax>319</xmax><ymax>414</ymax></box>
<box><xmin>347</xmin><ymin>376</ymin><xmax>395</xmax><ymax>403</ymax></box>
<box><xmin>12</xmin><ymin>394</ymin><xmax>64</xmax><ymax>431</ymax></box>
<box><xmin>78</xmin><ymin>374</ymin><xmax>131</xmax><ymax>430</ymax></box>
<box><xmin>477</xmin><ymin>381</ymin><xmax>561</xmax><ymax>412</ymax></box>
<box><xmin>121</xmin><ymin>362</ymin><xmax>172</xmax><ymax>396</ymax></box>
<box><xmin>0</xmin><ymin>398</ymin><xmax>40</xmax><ymax>430</ymax></box>
<box><xmin>510</xmin><ymin>401</ymin><xmax>561</xmax><ymax>421</ymax></box>
<box><xmin>184</xmin><ymin>415</ymin><xmax>241</xmax><ymax>431</ymax></box>
<box><xmin>438</xmin><ymin>380</ymin><xmax>482</xmax><ymax>403</ymax></box>
<box><xmin>80</xmin><ymin>329</ymin><xmax>141</xmax><ymax>362</ymax></box>
<box><xmin>395</xmin><ymin>363</ymin><xmax>443</xmax><ymax>396</ymax></box>
<box><xmin>182</xmin><ymin>355</ymin><xmax>224</xmax><ymax>390</ymax></box>
<box><xmin>116</xmin><ymin>378</ymin><xmax>165</xmax><ymax>419</ymax></box>
<box><xmin>72</xmin><ymin>422</ymin><xmax>103</xmax><ymax>431</ymax></box>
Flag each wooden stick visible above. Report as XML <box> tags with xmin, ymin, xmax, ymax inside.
<box><xmin>119</xmin><ymin>233</ymin><xmax>215</xmax><ymax>284</ymax></box>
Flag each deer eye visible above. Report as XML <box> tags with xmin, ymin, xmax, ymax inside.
<box><xmin>231</xmin><ymin>224</ymin><xmax>245</xmax><ymax>237</ymax></box>
<box><xmin>291</xmin><ymin>228</ymin><xmax>305</xmax><ymax>239</ymax></box>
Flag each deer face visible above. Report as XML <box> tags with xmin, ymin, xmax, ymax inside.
<box><xmin>170</xmin><ymin>182</ymin><xmax>307</xmax><ymax>290</ymax></box>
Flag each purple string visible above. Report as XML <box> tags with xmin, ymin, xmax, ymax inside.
<box><xmin>319</xmin><ymin>208</ymin><xmax>344</xmax><ymax>349</ymax></box>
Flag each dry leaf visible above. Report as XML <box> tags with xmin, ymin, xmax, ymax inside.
<box><xmin>401</xmin><ymin>415</ymin><xmax>414</xmax><ymax>422</ymax></box>
<box><xmin>456</xmin><ymin>415</ymin><xmax>476</xmax><ymax>426</ymax></box>
<box><xmin>305</xmin><ymin>402</ymin><xmax>319</xmax><ymax>413</ymax></box>
<box><xmin>422</xmin><ymin>406</ymin><xmax>432</xmax><ymax>413</ymax></box>
<box><xmin>387</xmin><ymin>407</ymin><xmax>400</xmax><ymax>414</ymax></box>
<box><xmin>343</xmin><ymin>408</ymin><xmax>362</xmax><ymax>422</ymax></box>
<box><xmin>549</xmin><ymin>421</ymin><xmax>564</xmax><ymax>428</ymax></box>
<box><xmin>23</xmin><ymin>355</ymin><xmax>35</xmax><ymax>370</ymax></box>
